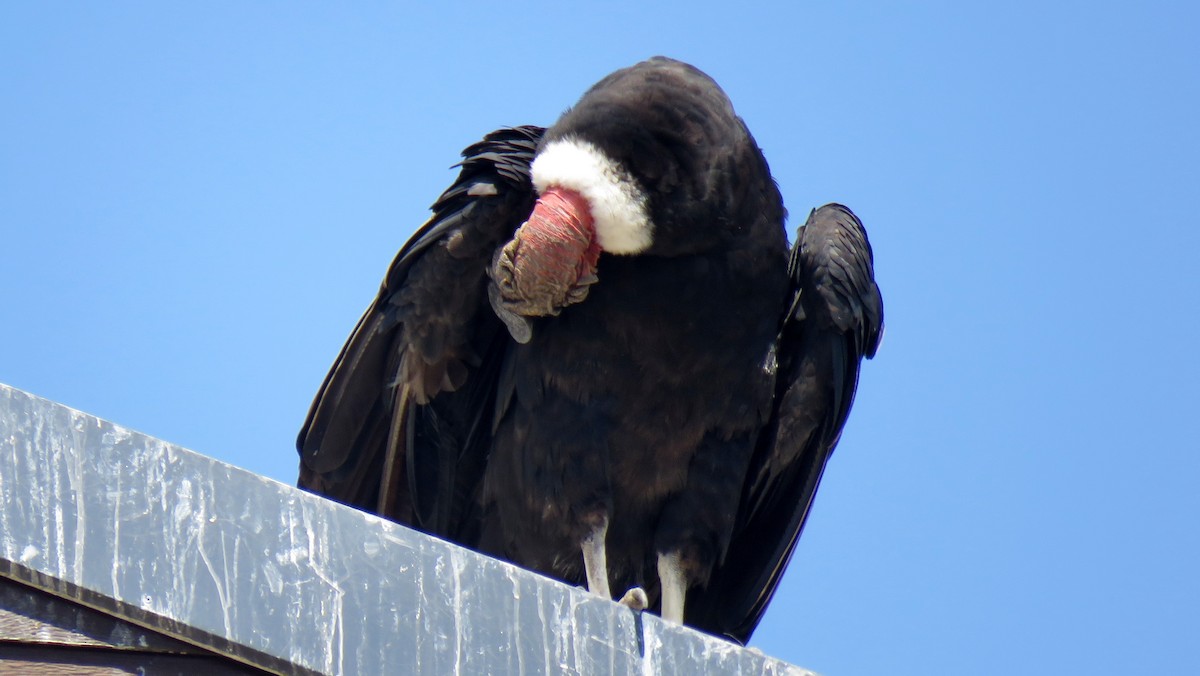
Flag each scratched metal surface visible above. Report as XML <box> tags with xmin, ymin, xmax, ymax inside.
<box><xmin>0</xmin><ymin>383</ymin><xmax>814</xmax><ymax>675</ymax></box>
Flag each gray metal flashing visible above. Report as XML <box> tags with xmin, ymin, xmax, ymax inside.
<box><xmin>0</xmin><ymin>383</ymin><xmax>814</xmax><ymax>675</ymax></box>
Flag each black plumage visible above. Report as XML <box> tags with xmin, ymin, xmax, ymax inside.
<box><xmin>684</xmin><ymin>204</ymin><xmax>883</xmax><ymax>640</ymax></box>
<box><xmin>297</xmin><ymin>57</ymin><xmax>883</xmax><ymax>643</ymax></box>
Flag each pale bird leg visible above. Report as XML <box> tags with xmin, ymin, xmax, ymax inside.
<box><xmin>657</xmin><ymin>551</ymin><xmax>687</xmax><ymax>624</ymax></box>
<box><xmin>581</xmin><ymin>518</ymin><xmax>612</xmax><ymax>600</ymax></box>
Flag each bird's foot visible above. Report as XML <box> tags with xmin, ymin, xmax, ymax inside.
<box><xmin>618</xmin><ymin>587</ymin><xmax>648</xmax><ymax>611</ymax></box>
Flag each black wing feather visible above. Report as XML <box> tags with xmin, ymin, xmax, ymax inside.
<box><xmin>687</xmin><ymin>203</ymin><xmax>883</xmax><ymax>643</ymax></box>
<box><xmin>297</xmin><ymin>126</ymin><xmax>543</xmax><ymax>535</ymax></box>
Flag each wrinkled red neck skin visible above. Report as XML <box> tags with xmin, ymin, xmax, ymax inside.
<box><xmin>521</xmin><ymin>186</ymin><xmax>600</xmax><ymax>281</ymax></box>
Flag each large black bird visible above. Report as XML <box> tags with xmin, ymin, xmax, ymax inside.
<box><xmin>297</xmin><ymin>57</ymin><xmax>883</xmax><ymax>643</ymax></box>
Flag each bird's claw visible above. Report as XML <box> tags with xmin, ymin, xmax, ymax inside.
<box><xmin>618</xmin><ymin>587</ymin><xmax>649</xmax><ymax>611</ymax></box>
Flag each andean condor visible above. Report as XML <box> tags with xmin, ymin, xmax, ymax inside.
<box><xmin>297</xmin><ymin>56</ymin><xmax>883</xmax><ymax>643</ymax></box>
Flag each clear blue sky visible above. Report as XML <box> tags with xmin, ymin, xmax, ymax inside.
<box><xmin>3</xmin><ymin>3</ymin><xmax>1197</xmax><ymax>674</ymax></box>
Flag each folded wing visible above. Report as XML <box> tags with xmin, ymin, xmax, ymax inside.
<box><xmin>296</xmin><ymin>126</ymin><xmax>543</xmax><ymax>541</ymax></box>
<box><xmin>687</xmin><ymin>203</ymin><xmax>884</xmax><ymax>643</ymax></box>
